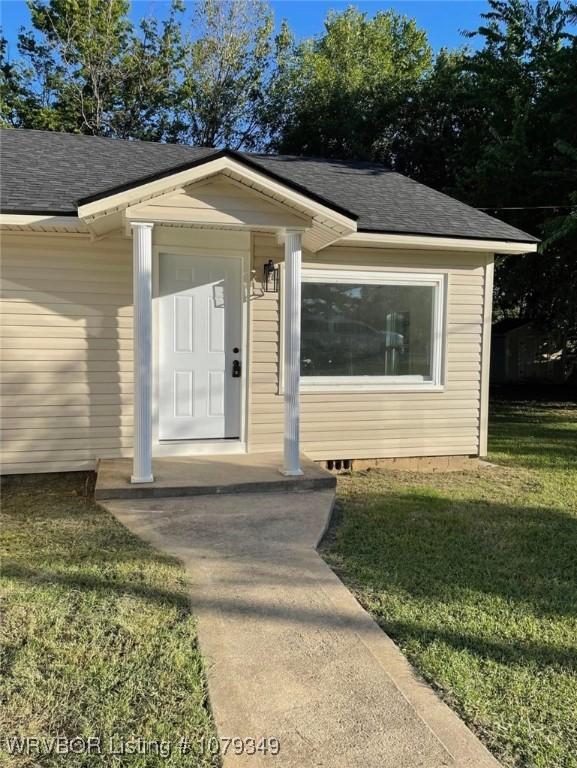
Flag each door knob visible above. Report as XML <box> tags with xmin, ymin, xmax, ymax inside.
<box><xmin>232</xmin><ymin>360</ymin><xmax>241</xmax><ymax>378</ymax></box>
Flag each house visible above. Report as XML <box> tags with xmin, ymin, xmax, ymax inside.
<box><xmin>491</xmin><ymin>319</ymin><xmax>566</xmax><ymax>384</ymax></box>
<box><xmin>0</xmin><ymin>128</ymin><xmax>539</xmax><ymax>480</ymax></box>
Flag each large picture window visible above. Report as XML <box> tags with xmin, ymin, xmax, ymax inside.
<box><xmin>298</xmin><ymin>269</ymin><xmax>445</xmax><ymax>390</ymax></box>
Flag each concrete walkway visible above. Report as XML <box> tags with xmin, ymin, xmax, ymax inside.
<box><xmin>103</xmin><ymin>491</ymin><xmax>501</xmax><ymax>768</ymax></box>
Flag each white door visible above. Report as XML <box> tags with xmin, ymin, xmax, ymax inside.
<box><xmin>158</xmin><ymin>253</ymin><xmax>242</xmax><ymax>440</ymax></box>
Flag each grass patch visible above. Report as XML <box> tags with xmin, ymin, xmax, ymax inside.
<box><xmin>322</xmin><ymin>401</ymin><xmax>577</xmax><ymax>768</ymax></box>
<box><xmin>0</xmin><ymin>473</ymin><xmax>220</xmax><ymax>767</ymax></box>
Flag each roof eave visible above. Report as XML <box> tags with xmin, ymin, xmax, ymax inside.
<box><xmin>339</xmin><ymin>231</ymin><xmax>539</xmax><ymax>254</ymax></box>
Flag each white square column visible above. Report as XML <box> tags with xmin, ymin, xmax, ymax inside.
<box><xmin>130</xmin><ymin>222</ymin><xmax>155</xmax><ymax>483</ymax></box>
<box><xmin>282</xmin><ymin>230</ymin><xmax>303</xmax><ymax>476</ymax></box>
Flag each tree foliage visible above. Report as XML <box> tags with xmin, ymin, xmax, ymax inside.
<box><xmin>273</xmin><ymin>7</ymin><xmax>432</xmax><ymax>160</ymax></box>
<box><xmin>0</xmin><ymin>0</ymin><xmax>285</xmax><ymax>145</ymax></box>
<box><xmin>453</xmin><ymin>0</ymin><xmax>577</xmax><ymax>358</ymax></box>
<box><xmin>171</xmin><ymin>0</ymin><xmax>291</xmax><ymax>149</ymax></box>
<box><xmin>1</xmin><ymin>0</ymin><xmax>183</xmax><ymax>138</ymax></box>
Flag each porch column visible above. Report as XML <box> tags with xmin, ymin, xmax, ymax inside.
<box><xmin>130</xmin><ymin>222</ymin><xmax>155</xmax><ymax>483</ymax></box>
<box><xmin>282</xmin><ymin>229</ymin><xmax>303</xmax><ymax>475</ymax></box>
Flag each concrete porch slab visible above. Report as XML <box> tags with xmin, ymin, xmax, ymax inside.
<box><xmin>95</xmin><ymin>453</ymin><xmax>336</xmax><ymax>500</ymax></box>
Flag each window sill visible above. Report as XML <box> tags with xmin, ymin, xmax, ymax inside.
<box><xmin>299</xmin><ymin>383</ymin><xmax>445</xmax><ymax>394</ymax></box>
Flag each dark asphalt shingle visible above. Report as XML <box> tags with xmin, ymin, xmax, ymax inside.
<box><xmin>0</xmin><ymin>128</ymin><xmax>538</xmax><ymax>243</ymax></box>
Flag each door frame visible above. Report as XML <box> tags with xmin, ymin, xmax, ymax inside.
<box><xmin>151</xmin><ymin>241</ymin><xmax>250</xmax><ymax>456</ymax></box>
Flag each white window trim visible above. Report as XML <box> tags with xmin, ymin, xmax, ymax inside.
<box><xmin>280</xmin><ymin>266</ymin><xmax>447</xmax><ymax>393</ymax></box>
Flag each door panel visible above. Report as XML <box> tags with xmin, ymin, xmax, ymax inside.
<box><xmin>174</xmin><ymin>296</ymin><xmax>193</xmax><ymax>352</ymax></box>
<box><xmin>159</xmin><ymin>253</ymin><xmax>242</xmax><ymax>440</ymax></box>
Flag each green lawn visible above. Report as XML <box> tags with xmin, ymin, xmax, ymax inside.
<box><xmin>323</xmin><ymin>400</ymin><xmax>577</xmax><ymax>768</ymax></box>
<box><xmin>0</xmin><ymin>474</ymin><xmax>220</xmax><ymax>767</ymax></box>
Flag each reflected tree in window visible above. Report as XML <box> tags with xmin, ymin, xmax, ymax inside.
<box><xmin>301</xmin><ymin>282</ymin><xmax>433</xmax><ymax>377</ymax></box>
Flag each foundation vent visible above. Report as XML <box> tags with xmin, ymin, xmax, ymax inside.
<box><xmin>324</xmin><ymin>459</ymin><xmax>352</xmax><ymax>473</ymax></box>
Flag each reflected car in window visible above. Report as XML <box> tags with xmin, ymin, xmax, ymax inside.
<box><xmin>301</xmin><ymin>316</ymin><xmax>405</xmax><ymax>376</ymax></box>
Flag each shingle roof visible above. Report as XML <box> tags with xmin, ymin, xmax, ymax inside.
<box><xmin>0</xmin><ymin>128</ymin><xmax>538</xmax><ymax>243</ymax></box>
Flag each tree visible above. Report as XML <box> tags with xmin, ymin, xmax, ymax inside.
<box><xmin>274</xmin><ymin>7</ymin><xmax>432</xmax><ymax>160</ymax></box>
<box><xmin>172</xmin><ymin>0</ymin><xmax>291</xmax><ymax>149</ymax></box>
<box><xmin>0</xmin><ymin>0</ymin><xmax>183</xmax><ymax>139</ymax></box>
<box><xmin>542</xmin><ymin>142</ymin><xmax>577</xmax><ymax>247</ymax></box>
<box><xmin>18</xmin><ymin>0</ymin><xmax>132</xmax><ymax>133</ymax></box>
<box><xmin>387</xmin><ymin>48</ymin><xmax>478</xmax><ymax>192</ymax></box>
<box><xmin>454</xmin><ymin>0</ymin><xmax>574</xmax><ymax>212</ymax></box>
<box><xmin>0</xmin><ymin>19</ymin><xmax>68</xmax><ymax>131</ymax></box>
<box><xmin>1</xmin><ymin>0</ymin><xmax>292</xmax><ymax>149</ymax></box>
<box><xmin>107</xmin><ymin>5</ymin><xmax>184</xmax><ymax>141</ymax></box>
<box><xmin>0</xmin><ymin>36</ymin><xmax>28</xmax><ymax>127</ymax></box>
<box><xmin>505</xmin><ymin>139</ymin><xmax>577</xmax><ymax>374</ymax></box>
<box><xmin>456</xmin><ymin>0</ymin><xmax>577</xmax><ymax>360</ymax></box>
<box><xmin>389</xmin><ymin>0</ymin><xmax>576</xmax><ymax>367</ymax></box>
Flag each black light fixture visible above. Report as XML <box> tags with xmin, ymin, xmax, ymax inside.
<box><xmin>263</xmin><ymin>259</ymin><xmax>279</xmax><ymax>292</ymax></box>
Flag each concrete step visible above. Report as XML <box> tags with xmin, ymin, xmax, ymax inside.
<box><xmin>95</xmin><ymin>453</ymin><xmax>336</xmax><ymax>501</ymax></box>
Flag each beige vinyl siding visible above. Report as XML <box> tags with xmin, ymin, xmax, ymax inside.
<box><xmin>249</xmin><ymin>234</ymin><xmax>487</xmax><ymax>460</ymax></box>
<box><xmin>1</xmin><ymin>227</ymin><xmax>490</xmax><ymax>474</ymax></box>
<box><xmin>1</xmin><ymin>234</ymin><xmax>133</xmax><ymax>473</ymax></box>
<box><xmin>132</xmin><ymin>175</ymin><xmax>310</xmax><ymax>230</ymax></box>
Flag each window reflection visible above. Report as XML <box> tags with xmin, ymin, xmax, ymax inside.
<box><xmin>300</xmin><ymin>282</ymin><xmax>433</xmax><ymax>378</ymax></box>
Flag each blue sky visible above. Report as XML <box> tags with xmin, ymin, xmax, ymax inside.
<box><xmin>0</xmin><ymin>1</ymin><xmax>490</xmax><ymax>55</ymax></box>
